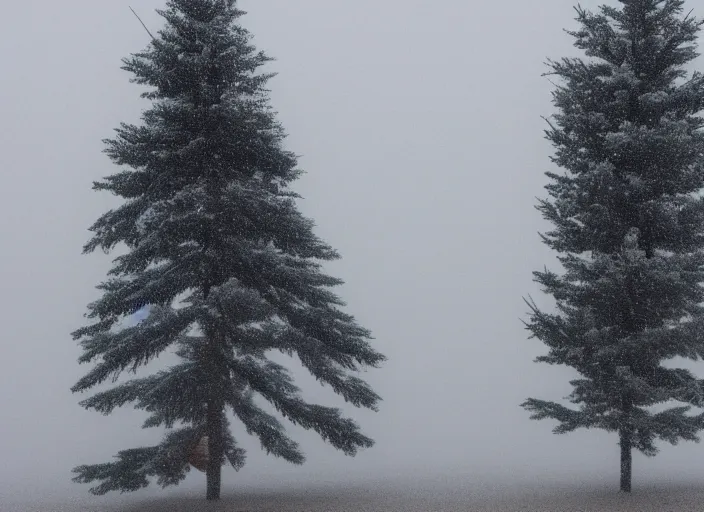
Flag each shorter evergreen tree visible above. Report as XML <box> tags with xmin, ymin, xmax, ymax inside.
<box><xmin>522</xmin><ymin>0</ymin><xmax>704</xmax><ymax>492</ymax></box>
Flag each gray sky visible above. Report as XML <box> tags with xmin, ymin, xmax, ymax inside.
<box><xmin>1</xmin><ymin>0</ymin><xmax>703</xmax><ymax>503</ymax></box>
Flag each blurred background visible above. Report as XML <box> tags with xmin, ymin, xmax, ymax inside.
<box><xmin>0</xmin><ymin>0</ymin><xmax>701</xmax><ymax>504</ymax></box>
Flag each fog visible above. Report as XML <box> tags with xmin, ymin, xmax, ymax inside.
<box><xmin>1</xmin><ymin>0</ymin><xmax>703</xmax><ymax>506</ymax></box>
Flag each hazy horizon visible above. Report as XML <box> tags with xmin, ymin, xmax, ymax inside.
<box><xmin>2</xmin><ymin>0</ymin><xmax>704</xmax><ymax>505</ymax></box>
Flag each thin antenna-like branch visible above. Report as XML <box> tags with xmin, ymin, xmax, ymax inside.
<box><xmin>129</xmin><ymin>6</ymin><xmax>155</xmax><ymax>40</ymax></box>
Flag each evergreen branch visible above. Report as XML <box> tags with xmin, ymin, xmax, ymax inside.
<box><xmin>72</xmin><ymin>425</ymin><xmax>205</xmax><ymax>495</ymax></box>
<box><xmin>229</xmin><ymin>356</ymin><xmax>374</xmax><ymax>455</ymax></box>
<box><xmin>645</xmin><ymin>407</ymin><xmax>704</xmax><ymax>446</ymax></box>
<box><xmin>522</xmin><ymin>398</ymin><xmax>591</xmax><ymax>434</ymax></box>
<box><xmin>72</xmin><ymin>308</ymin><xmax>197</xmax><ymax>393</ymax></box>
<box><xmin>541</xmin><ymin>115</ymin><xmax>559</xmax><ymax>133</ymax></box>
<box><xmin>295</xmin><ymin>348</ymin><xmax>383</xmax><ymax>410</ymax></box>
<box><xmin>72</xmin><ymin>447</ymin><xmax>157</xmax><ymax>495</ymax></box>
<box><xmin>78</xmin><ymin>362</ymin><xmax>210</xmax><ymax>428</ymax></box>
<box><xmin>228</xmin><ymin>390</ymin><xmax>305</xmax><ymax>464</ymax></box>
<box><xmin>78</xmin><ymin>377</ymin><xmax>154</xmax><ymax>415</ymax></box>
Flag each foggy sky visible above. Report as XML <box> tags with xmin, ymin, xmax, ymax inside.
<box><xmin>1</xmin><ymin>0</ymin><xmax>703</xmax><ymax>503</ymax></box>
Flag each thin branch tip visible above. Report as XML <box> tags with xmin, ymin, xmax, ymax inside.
<box><xmin>129</xmin><ymin>6</ymin><xmax>156</xmax><ymax>41</ymax></box>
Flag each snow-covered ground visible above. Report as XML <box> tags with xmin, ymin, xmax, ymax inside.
<box><xmin>6</xmin><ymin>479</ymin><xmax>704</xmax><ymax>512</ymax></box>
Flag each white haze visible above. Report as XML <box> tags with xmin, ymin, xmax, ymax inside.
<box><xmin>1</xmin><ymin>0</ymin><xmax>703</xmax><ymax>505</ymax></box>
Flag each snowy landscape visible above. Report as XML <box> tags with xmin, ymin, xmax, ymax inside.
<box><xmin>4</xmin><ymin>0</ymin><xmax>704</xmax><ymax>511</ymax></box>
<box><xmin>9</xmin><ymin>477</ymin><xmax>704</xmax><ymax>511</ymax></box>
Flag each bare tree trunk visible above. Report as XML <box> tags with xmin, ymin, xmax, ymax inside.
<box><xmin>206</xmin><ymin>397</ymin><xmax>223</xmax><ymax>500</ymax></box>
<box><xmin>205</xmin><ymin>323</ymin><xmax>224</xmax><ymax>501</ymax></box>
<box><xmin>619</xmin><ymin>428</ymin><xmax>632</xmax><ymax>493</ymax></box>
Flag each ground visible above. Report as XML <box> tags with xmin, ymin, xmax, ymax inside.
<box><xmin>7</xmin><ymin>480</ymin><xmax>704</xmax><ymax>512</ymax></box>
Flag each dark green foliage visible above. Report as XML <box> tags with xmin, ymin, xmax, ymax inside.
<box><xmin>72</xmin><ymin>0</ymin><xmax>384</xmax><ymax>498</ymax></box>
<box><xmin>522</xmin><ymin>0</ymin><xmax>704</xmax><ymax>490</ymax></box>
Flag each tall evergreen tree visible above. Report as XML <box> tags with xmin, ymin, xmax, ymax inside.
<box><xmin>522</xmin><ymin>0</ymin><xmax>704</xmax><ymax>492</ymax></box>
<box><xmin>71</xmin><ymin>0</ymin><xmax>385</xmax><ymax>501</ymax></box>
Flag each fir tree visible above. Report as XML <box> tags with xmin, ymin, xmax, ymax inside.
<box><xmin>71</xmin><ymin>0</ymin><xmax>385</xmax><ymax>501</ymax></box>
<box><xmin>522</xmin><ymin>0</ymin><xmax>704</xmax><ymax>492</ymax></box>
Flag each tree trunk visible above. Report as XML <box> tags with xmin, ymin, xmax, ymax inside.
<box><xmin>619</xmin><ymin>429</ymin><xmax>632</xmax><ymax>493</ymax></box>
<box><xmin>206</xmin><ymin>397</ymin><xmax>223</xmax><ymax>500</ymax></box>
<box><xmin>205</xmin><ymin>322</ymin><xmax>224</xmax><ymax>501</ymax></box>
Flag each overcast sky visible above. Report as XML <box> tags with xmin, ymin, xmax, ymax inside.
<box><xmin>1</xmin><ymin>0</ymin><xmax>704</xmax><ymax>503</ymax></box>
